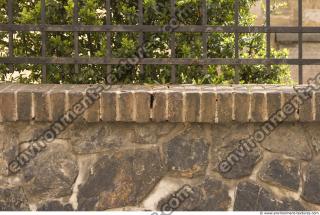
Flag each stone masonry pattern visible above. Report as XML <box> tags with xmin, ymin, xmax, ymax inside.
<box><xmin>1</xmin><ymin>84</ymin><xmax>320</xmax><ymax>211</ymax></box>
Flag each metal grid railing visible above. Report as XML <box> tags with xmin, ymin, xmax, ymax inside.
<box><xmin>0</xmin><ymin>0</ymin><xmax>320</xmax><ymax>84</ymax></box>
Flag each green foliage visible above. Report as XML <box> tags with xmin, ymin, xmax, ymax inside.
<box><xmin>0</xmin><ymin>0</ymin><xmax>292</xmax><ymax>84</ymax></box>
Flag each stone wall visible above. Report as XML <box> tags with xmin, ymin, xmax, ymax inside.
<box><xmin>1</xmin><ymin>84</ymin><xmax>320</xmax><ymax>211</ymax></box>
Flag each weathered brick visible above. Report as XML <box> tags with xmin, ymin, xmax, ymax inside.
<box><xmin>118</xmin><ymin>92</ymin><xmax>134</xmax><ymax>121</ymax></box>
<box><xmin>49</xmin><ymin>91</ymin><xmax>66</xmax><ymax>122</ymax></box>
<box><xmin>84</xmin><ymin>86</ymin><xmax>101</xmax><ymax>123</ymax></box>
<box><xmin>0</xmin><ymin>85</ymin><xmax>18</xmax><ymax>122</ymax></box>
<box><xmin>217</xmin><ymin>92</ymin><xmax>233</xmax><ymax>123</ymax></box>
<box><xmin>266</xmin><ymin>92</ymin><xmax>282</xmax><ymax>119</ymax></box>
<box><xmin>185</xmin><ymin>92</ymin><xmax>200</xmax><ymax>122</ymax></box>
<box><xmin>299</xmin><ymin>92</ymin><xmax>313</xmax><ymax>122</ymax></box>
<box><xmin>101</xmin><ymin>91</ymin><xmax>117</xmax><ymax>122</ymax></box>
<box><xmin>152</xmin><ymin>92</ymin><xmax>167</xmax><ymax>122</ymax></box>
<box><xmin>234</xmin><ymin>92</ymin><xmax>250</xmax><ymax>122</ymax></box>
<box><xmin>17</xmin><ymin>91</ymin><xmax>32</xmax><ymax>121</ymax></box>
<box><xmin>251</xmin><ymin>92</ymin><xmax>266</xmax><ymax>122</ymax></box>
<box><xmin>32</xmin><ymin>85</ymin><xmax>55</xmax><ymax>122</ymax></box>
<box><xmin>84</xmin><ymin>96</ymin><xmax>100</xmax><ymax>123</ymax></box>
<box><xmin>135</xmin><ymin>91</ymin><xmax>151</xmax><ymax>123</ymax></box>
<box><xmin>168</xmin><ymin>91</ymin><xmax>183</xmax><ymax>122</ymax></box>
<box><xmin>282</xmin><ymin>91</ymin><xmax>298</xmax><ymax>122</ymax></box>
<box><xmin>200</xmin><ymin>92</ymin><xmax>216</xmax><ymax>123</ymax></box>
<box><xmin>34</xmin><ymin>92</ymin><xmax>49</xmax><ymax>122</ymax></box>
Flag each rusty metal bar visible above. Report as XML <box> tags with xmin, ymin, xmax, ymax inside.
<box><xmin>201</xmin><ymin>0</ymin><xmax>208</xmax><ymax>75</ymax></box>
<box><xmin>74</xmin><ymin>0</ymin><xmax>79</xmax><ymax>73</ymax></box>
<box><xmin>1</xmin><ymin>24</ymin><xmax>320</xmax><ymax>33</ymax></box>
<box><xmin>234</xmin><ymin>0</ymin><xmax>240</xmax><ymax>83</ymax></box>
<box><xmin>266</xmin><ymin>0</ymin><xmax>271</xmax><ymax>75</ymax></box>
<box><xmin>138</xmin><ymin>0</ymin><xmax>144</xmax><ymax>76</ymax></box>
<box><xmin>41</xmin><ymin>0</ymin><xmax>47</xmax><ymax>83</ymax></box>
<box><xmin>298</xmin><ymin>0</ymin><xmax>303</xmax><ymax>84</ymax></box>
<box><xmin>106</xmin><ymin>0</ymin><xmax>112</xmax><ymax>83</ymax></box>
<box><xmin>1</xmin><ymin>57</ymin><xmax>318</xmax><ymax>65</ymax></box>
<box><xmin>7</xmin><ymin>0</ymin><xmax>14</xmax><ymax>73</ymax></box>
<box><xmin>170</xmin><ymin>0</ymin><xmax>176</xmax><ymax>83</ymax></box>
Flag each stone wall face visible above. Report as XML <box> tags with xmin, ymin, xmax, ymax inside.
<box><xmin>1</xmin><ymin>84</ymin><xmax>320</xmax><ymax>211</ymax></box>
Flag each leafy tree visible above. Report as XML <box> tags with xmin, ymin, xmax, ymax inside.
<box><xmin>0</xmin><ymin>0</ymin><xmax>292</xmax><ymax>84</ymax></box>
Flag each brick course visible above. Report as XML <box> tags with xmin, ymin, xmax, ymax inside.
<box><xmin>0</xmin><ymin>84</ymin><xmax>318</xmax><ymax>123</ymax></box>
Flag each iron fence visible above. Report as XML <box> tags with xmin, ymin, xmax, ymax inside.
<box><xmin>0</xmin><ymin>0</ymin><xmax>319</xmax><ymax>84</ymax></box>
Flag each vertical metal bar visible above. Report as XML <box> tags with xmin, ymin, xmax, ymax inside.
<box><xmin>74</xmin><ymin>0</ymin><xmax>79</xmax><ymax>73</ymax></box>
<box><xmin>41</xmin><ymin>0</ymin><xmax>47</xmax><ymax>83</ymax></box>
<box><xmin>298</xmin><ymin>0</ymin><xmax>303</xmax><ymax>84</ymax></box>
<box><xmin>266</xmin><ymin>0</ymin><xmax>271</xmax><ymax>75</ymax></box>
<box><xmin>138</xmin><ymin>0</ymin><xmax>144</xmax><ymax>76</ymax></box>
<box><xmin>170</xmin><ymin>0</ymin><xmax>176</xmax><ymax>83</ymax></box>
<box><xmin>106</xmin><ymin>0</ymin><xmax>112</xmax><ymax>83</ymax></box>
<box><xmin>234</xmin><ymin>0</ymin><xmax>240</xmax><ymax>84</ymax></box>
<box><xmin>8</xmin><ymin>0</ymin><xmax>14</xmax><ymax>74</ymax></box>
<box><xmin>201</xmin><ymin>0</ymin><xmax>208</xmax><ymax>76</ymax></box>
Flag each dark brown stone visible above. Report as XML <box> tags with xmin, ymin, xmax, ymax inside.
<box><xmin>216</xmin><ymin>139</ymin><xmax>263</xmax><ymax>179</ymax></box>
<box><xmin>164</xmin><ymin>133</ymin><xmax>209</xmax><ymax>177</ymax></box>
<box><xmin>0</xmin><ymin>187</ymin><xmax>29</xmax><ymax>211</ymax></box>
<box><xmin>37</xmin><ymin>201</ymin><xmax>73</xmax><ymax>211</ymax></box>
<box><xmin>24</xmin><ymin>142</ymin><xmax>79</xmax><ymax>199</ymax></box>
<box><xmin>259</xmin><ymin>158</ymin><xmax>300</xmax><ymax>191</ymax></box>
<box><xmin>234</xmin><ymin>181</ymin><xmax>307</xmax><ymax>211</ymax></box>
<box><xmin>157</xmin><ymin>177</ymin><xmax>231</xmax><ymax>211</ymax></box>
<box><xmin>302</xmin><ymin>156</ymin><xmax>320</xmax><ymax>205</ymax></box>
<box><xmin>77</xmin><ymin>148</ymin><xmax>166</xmax><ymax>210</ymax></box>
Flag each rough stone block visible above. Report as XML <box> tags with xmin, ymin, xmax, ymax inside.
<box><xmin>157</xmin><ymin>177</ymin><xmax>231</xmax><ymax>211</ymax></box>
<box><xmin>234</xmin><ymin>180</ymin><xmax>306</xmax><ymax>211</ymax></box>
<box><xmin>164</xmin><ymin>132</ymin><xmax>209</xmax><ymax>177</ymax></box>
<box><xmin>77</xmin><ymin>149</ymin><xmax>166</xmax><ymax>210</ymax></box>
<box><xmin>302</xmin><ymin>156</ymin><xmax>320</xmax><ymax>205</ymax></box>
<box><xmin>315</xmin><ymin>91</ymin><xmax>320</xmax><ymax>121</ymax></box>
<box><xmin>259</xmin><ymin>158</ymin><xmax>300</xmax><ymax>191</ymax></box>
<box><xmin>0</xmin><ymin>187</ymin><xmax>30</xmax><ymax>211</ymax></box>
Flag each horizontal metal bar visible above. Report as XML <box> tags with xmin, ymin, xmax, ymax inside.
<box><xmin>1</xmin><ymin>24</ymin><xmax>320</xmax><ymax>33</ymax></box>
<box><xmin>2</xmin><ymin>57</ymin><xmax>320</xmax><ymax>65</ymax></box>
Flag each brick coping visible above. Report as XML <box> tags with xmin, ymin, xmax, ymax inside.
<box><xmin>0</xmin><ymin>84</ymin><xmax>318</xmax><ymax>123</ymax></box>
